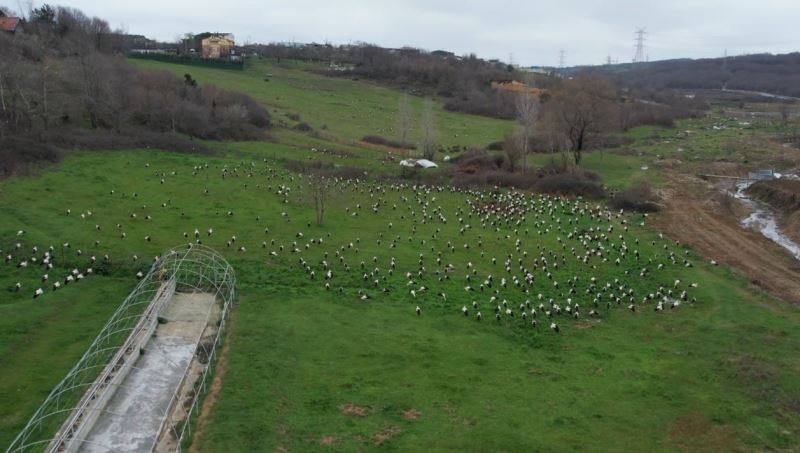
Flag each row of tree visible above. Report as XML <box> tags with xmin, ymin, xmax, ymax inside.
<box><xmin>394</xmin><ymin>94</ymin><xmax>438</xmax><ymax>160</ymax></box>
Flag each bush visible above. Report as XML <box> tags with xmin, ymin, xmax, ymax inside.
<box><xmin>449</xmin><ymin>149</ymin><xmax>503</xmax><ymax>172</ymax></box>
<box><xmin>609</xmin><ymin>181</ymin><xmax>661</xmax><ymax>212</ymax></box>
<box><xmin>534</xmin><ymin>170</ymin><xmax>605</xmax><ymax>198</ymax></box>
<box><xmin>362</xmin><ymin>135</ymin><xmax>416</xmax><ymax>150</ymax></box>
<box><xmin>486</xmin><ymin>140</ymin><xmax>504</xmax><ymax>151</ymax></box>
<box><xmin>293</xmin><ymin>122</ymin><xmax>313</xmax><ymax>132</ymax></box>
<box><xmin>0</xmin><ymin>136</ymin><xmax>62</xmax><ymax>178</ymax></box>
<box><xmin>0</xmin><ymin>129</ymin><xmax>218</xmax><ymax>178</ymax></box>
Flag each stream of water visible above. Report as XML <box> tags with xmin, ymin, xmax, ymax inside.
<box><xmin>733</xmin><ymin>180</ymin><xmax>800</xmax><ymax>261</ymax></box>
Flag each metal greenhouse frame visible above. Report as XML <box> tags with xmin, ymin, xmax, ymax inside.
<box><xmin>6</xmin><ymin>244</ymin><xmax>235</xmax><ymax>453</ymax></box>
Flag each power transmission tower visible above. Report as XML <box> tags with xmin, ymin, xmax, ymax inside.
<box><xmin>633</xmin><ymin>28</ymin><xmax>646</xmax><ymax>63</ymax></box>
<box><xmin>606</xmin><ymin>54</ymin><xmax>612</xmax><ymax>65</ymax></box>
<box><xmin>558</xmin><ymin>50</ymin><xmax>565</xmax><ymax>69</ymax></box>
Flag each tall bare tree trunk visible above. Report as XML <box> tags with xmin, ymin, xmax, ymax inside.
<box><xmin>419</xmin><ymin>99</ymin><xmax>437</xmax><ymax>160</ymax></box>
<box><xmin>515</xmin><ymin>92</ymin><xmax>538</xmax><ymax>172</ymax></box>
<box><xmin>396</xmin><ymin>93</ymin><xmax>413</xmax><ymax>157</ymax></box>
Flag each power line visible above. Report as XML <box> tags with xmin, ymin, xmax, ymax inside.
<box><xmin>633</xmin><ymin>27</ymin><xmax>646</xmax><ymax>63</ymax></box>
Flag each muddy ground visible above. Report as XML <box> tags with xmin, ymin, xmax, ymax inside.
<box><xmin>652</xmin><ymin>170</ymin><xmax>800</xmax><ymax>304</ymax></box>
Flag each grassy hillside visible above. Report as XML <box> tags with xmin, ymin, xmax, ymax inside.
<box><xmin>129</xmin><ymin>58</ymin><xmax>512</xmax><ymax>150</ymax></box>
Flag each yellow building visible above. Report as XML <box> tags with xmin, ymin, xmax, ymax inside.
<box><xmin>195</xmin><ymin>33</ymin><xmax>234</xmax><ymax>59</ymax></box>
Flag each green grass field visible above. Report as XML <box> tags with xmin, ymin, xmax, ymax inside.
<box><xmin>1</xmin><ymin>60</ymin><xmax>799</xmax><ymax>452</ymax></box>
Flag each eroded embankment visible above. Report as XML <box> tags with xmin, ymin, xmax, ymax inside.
<box><xmin>652</xmin><ymin>173</ymin><xmax>800</xmax><ymax>304</ymax></box>
<box><xmin>746</xmin><ymin>179</ymin><xmax>800</xmax><ymax>243</ymax></box>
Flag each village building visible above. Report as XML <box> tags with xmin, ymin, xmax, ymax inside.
<box><xmin>0</xmin><ymin>15</ymin><xmax>22</xmax><ymax>34</ymax></box>
<box><xmin>194</xmin><ymin>33</ymin><xmax>235</xmax><ymax>59</ymax></box>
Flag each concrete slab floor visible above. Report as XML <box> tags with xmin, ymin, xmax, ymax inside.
<box><xmin>78</xmin><ymin>293</ymin><xmax>215</xmax><ymax>453</ymax></box>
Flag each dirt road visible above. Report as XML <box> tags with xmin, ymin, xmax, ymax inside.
<box><xmin>652</xmin><ymin>172</ymin><xmax>800</xmax><ymax>304</ymax></box>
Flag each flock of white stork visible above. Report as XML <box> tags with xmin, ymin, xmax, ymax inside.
<box><xmin>3</xmin><ymin>155</ymin><xmax>704</xmax><ymax>335</ymax></box>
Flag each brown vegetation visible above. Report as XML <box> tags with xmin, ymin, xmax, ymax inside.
<box><xmin>609</xmin><ymin>181</ymin><xmax>662</xmax><ymax>212</ymax></box>
<box><xmin>0</xmin><ymin>5</ymin><xmax>269</xmax><ymax>177</ymax></box>
<box><xmin>362</xmin><ymin>134</ymin><xmax>416</xmax><ymax>150</ymax></box>
<box><xmin>449</xmin><ymin>149</ymin><xmax>605</xmax><ymax>197</ymax></box>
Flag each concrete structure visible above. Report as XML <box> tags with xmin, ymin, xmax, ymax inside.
<box><xmin>79</xmin><ymin>293</ymin><xmax>217</xmax><ymax>452</ymax></box>
<box><xmin>748</xmin><ymin>169</ymin><xmax>776</xmax><ymax>181</ymax></box>
<box><xmin>7</xmin><ymin>245</ymin><xmax>235</xmax><ymax>453</ymax></box>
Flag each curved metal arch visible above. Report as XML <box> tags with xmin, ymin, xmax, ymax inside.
<box><xmin>6</xmin><ymin>244</ymin><xmax>236</xmax><ymax>453</ymax></box>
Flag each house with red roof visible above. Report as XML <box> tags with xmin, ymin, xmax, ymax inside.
<box><xmin>0</xmin><ymin>16</ymin><xmax>22</xmax><ymax>34</ymax></box>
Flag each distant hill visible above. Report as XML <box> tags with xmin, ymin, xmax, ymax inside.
<box><xmin>566</xmin><ymin>53</ymin><xmax>800</xmax><ymax>98</ymax></box>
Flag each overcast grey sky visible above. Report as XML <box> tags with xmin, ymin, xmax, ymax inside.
<box><xmin>14</xmin><ymin>0</ymin><xmax>800</xmax><ymax>66</ymax></box>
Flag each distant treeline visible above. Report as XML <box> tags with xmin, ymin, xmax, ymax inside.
<box><xmin>573</xmin><ymin>53</ymin><xmax>800</xmax><ymax>98</ymax></box>
<box><xmin>251</xmin><ymin>42</ymin><xmax>705</xmax><ymax>127</ymax></box>
<box><xmin>0</xmin><ymin>4</ymin><xmax>269</xmax><ymax>177</ymax></box>
<box><xmin>252</xmin><ymin>43</ymin><xmax>554</xmax><ymax>119</ymax></box>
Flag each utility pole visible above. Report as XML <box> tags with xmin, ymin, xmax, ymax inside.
<box><xmin>633</xmin><ymin>28</ymin><xmax>646</xmax><ymax>63</ymax></box>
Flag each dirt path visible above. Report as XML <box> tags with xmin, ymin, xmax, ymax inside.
<box><xmin>188</xmin><ymin>316</ymin><xmax>233</xmax><ymax>453</ymax></box>
<box><xmin>652</xmin><ymin>172</ymin><xmax>800</xmax><ymax>304</ymax></box>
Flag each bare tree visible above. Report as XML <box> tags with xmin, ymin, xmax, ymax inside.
<box><xmin>396</xmin><ymin>93</ymin><xmax>413</xmax><ymax>155</ymax></box>
<box><xmin>307</xmin><ymin>174</ymin><xmax>332</xmax><ymax>226</ymax></box>
<box><xmin>778</xmin><ymin>102</ymin><xmax>792</xmax><ymax>126</ymax></box>
<box><xmin>419</xmin><ymin>98</ymin><xmax>437</xmax><ymax>160</ymax></box>
<box><xmin>515</xmin><ymin>92</ymin><xmax>538</xmax><ymax>171</ymax></box>
<box><xmin>541</xmin><ymin>75</ymin><xmax>618</xmax><ymax>166</ymax></box>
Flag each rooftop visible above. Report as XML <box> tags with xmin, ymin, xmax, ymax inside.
<box><xmin>0</xmin><ymin>16</ymin><xmax>21</xmax><ymax>33</ymax></box>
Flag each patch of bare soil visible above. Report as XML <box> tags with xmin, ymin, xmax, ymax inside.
<box><xmin>669</xmin><ymin>413</ymin><xmax>742</xmax><ymax>452</ymax></box>
<box><xmin>370</xmin><ymin>426</ymin><xmax>401</xmax><ymax>445</ymax></box>
<box><xmin>319</xmin><ymin>436</ymin><xmax>339</xmax><ymax>446</ymax></box>
<box><xmin>338</xmin><ymin>403</ymin><xmax>371</xmax><ymax>417</ymax></box>
<box><xmin>401</xmin><ymin>409</ymin><xmax>421</xmax><ymax>420</ymax></box>
<box><xmin>697</xmin><ymin>161</ymin><xmax>748</xmax><ymax>177</ymax></box>
<box><xmin>573</xmin><ymin>321</ymin><xmax>597</xmax><ymax>329</ymax></box>
<box><xmin>784</xmin><ymin>211</ymin><xmax>800</xmax><ymax>245</ymax></box>
<box><xmin>651</xmin><ymin>171</ymin><xmax>800</xmax><ymax>304</ymax></box>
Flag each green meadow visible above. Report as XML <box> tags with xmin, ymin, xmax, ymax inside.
<box><xmin>1</xmin><ymin>59</ymin><xmax>798</xmax><ymax>452</ymax></box>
